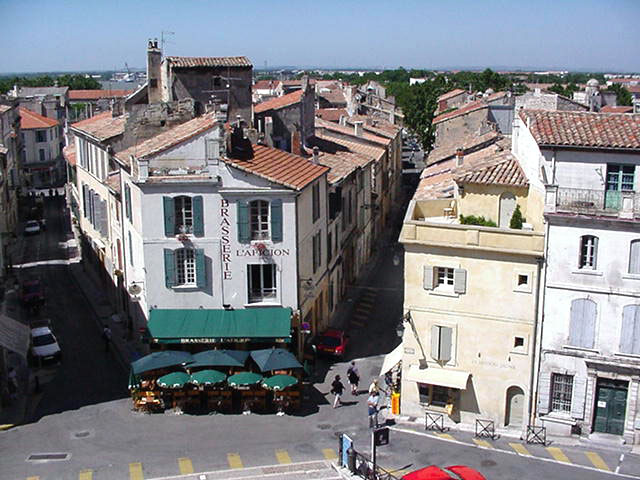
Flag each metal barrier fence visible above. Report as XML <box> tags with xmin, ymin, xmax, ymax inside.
<box><xmin>475</xmin><ymin>419</ymin><xmax>496</xmax><ymax>439</ymax></box>
<box><xmin>352</xmin><ymin>450</ymin><xmax>401</xmax><ymax>480</ymax></box>
<box><xmin>526</xmin><ymin>425</ymin><xmax>547</xmax><ymax>445</ymax></box>
<box><xmin>425</xmin><ymin>411</ymin><xmax>446</xmax><ymax>432</ymax></box>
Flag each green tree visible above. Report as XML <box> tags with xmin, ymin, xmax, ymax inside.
<box><xmin>509</xmin><ymin>204</ymin><xmax>524</xmax><ymax>229</ymax></box>
<box><xmin>607</xmin><ymin>84</ymin><xmax>633</xmax><ymax>106</ymax></box>
<box><xmin>396</xmin><ymin>78</ymin><xmax>446</xmax><ymax>151</ymax></box>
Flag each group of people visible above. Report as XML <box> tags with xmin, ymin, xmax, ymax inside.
<box><xmin>330</xmin><ymin>361</ymin><xmax>394</xmax><ymax>428</ymax></box>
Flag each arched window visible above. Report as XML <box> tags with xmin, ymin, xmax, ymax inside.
<box><xmin>250</xmin><ymin>200</ymin><xmax>270</xmax><ymax>240</ymax></box>
<box><xmin>579</xmin><ymin>235</ymin><xmax>598</xmax><ymax>270</ymax></box>
<box><xmin>568</xmin><ymin>298</ymin><xmax>596</xmax><ymax>349</ymax></box>
<box><xmin>629</xmin><ymin>240</ymin><xmax>640</xmax><ymax>275</ymax></box>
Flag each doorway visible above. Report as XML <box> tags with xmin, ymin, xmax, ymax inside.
<box><xmin>505</xmin><ymin>386</ymin><xmax>525</xmax><ymax>427</ymax></box>
<box><xmin>499</xmin><ymin>193</ymin><xmax>516</xmax><ymax>228</ymax></box>
<box><xmin>605</xmin><ymin>164</ymin><xmax>634</xmax><ymax>210</ymax></box>
<box><xmin>593</xmin><ymin>378</ymin><xmax>627</xmax><ymax>435</ymax></box>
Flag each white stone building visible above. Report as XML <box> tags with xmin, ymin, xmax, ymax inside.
<box><xmin>19</xmin><ymin>107</ymin><xmax>64</xmax><ymax>188</ymax></box>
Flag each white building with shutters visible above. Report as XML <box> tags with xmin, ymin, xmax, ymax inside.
<box><xmin>518</xmin><ymin>110</ymin><xmax>640</xmax><ymax>445</ymax></box>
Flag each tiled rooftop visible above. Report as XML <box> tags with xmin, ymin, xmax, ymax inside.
<box><xmin>315</xmin><ymin>108</ymin><xmax>347</xmax><ymax>122</ymax></box>
<box><xmin>437</xmin><ymin>88</ymin><xmax>466</xmax><ymax>102</ymax></box>
<box><xmin>69</xmin><ymin>89</ymin><xmax>132</xmax><ymax>100</ymax></box>
<box><xmin>455</xmin><ymin>151</ymin><xmax>528</xmax><ymax>187</ymax></box>
<box><xmin>17</xmin><ymin>86</ymin><xmax>68</xmax><ymax>97</ymax></box>
<box><xmin>318</xmin><ymin>90</ymin><xmax>347</xmax><ymax>106</ymax></box>
<box><xmin>316</xmin><ymin>118</ymin><xmax>391</xmax><ymax>146</ymax></box>
<box><xmin>433</xmin><ymin>99</ymin><xmax>488</xmax><ymax>124</ymax></box>
<box><xmin>427</xmin><ymin>131</ymin><xmax>502</xmax><ymax>166</ymax></box>
<box><xmin>226</xmin><ymin>144</ymin><xmax>328</xmax><ymax>191</ymax></box>
<box><xmin>313</xmin><ymin>131</ymin><xmax>385</xmax><ymax>161</ymax></box>
<box><xmin>521</xmin><ymin>110</ymin><xmax>640</xmax><ymax>149</ymax></box>
<box><xmin>63</xmin><ymin>144</ymin><xmax>76</xmax><ymax>167</ymax></box>
<box><xmin>600</xmin><ymin>105</ymin><xmax>633</xmax><ymax>113</ymax></box>
<box><xmin>71</xmin><ymin>111</ymin><xmax>127</xmax><ymax>141</ymax></box>
<box><xmin>105</xmin><ymin>171</ymin><xmax>121</xmax><ymax>195</ymax></box>
<box><xmin>115</xmin><ymin>112</ymin><xmax>217</xmax><ymax>166</ymax></box>
<box><xmin>252</xmin><ymin>80</ymin><xmax>278</xmax><ymax>91</ymax></box>
<box><xmin>19</xmin><ymin>107</ymin><xmax>58</xmax><ymax>129</ymax></box>
<box><xmin>316</xmin><ymin>150</ymin><xmax>373</xmax><ymax>184</ymax></box>
<box><xmin>165</xmin><ymin>56</ymin><xmax>252</xmax><ymax>68</ymax></box>
<box><xmin>254</xmin><ymin>90</ymin><xmax>303</xmax><ymax>114</ymax></box>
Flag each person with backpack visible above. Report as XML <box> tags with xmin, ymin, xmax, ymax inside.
<box><xmin>347</xmin><ymin>361</ymin><xmax>360</xmax><ymax>395</ymax></box>
<box><xmin>331</xmin><ymin>374</ymin><xmax>345</xmax><ymax>408</ymax></box>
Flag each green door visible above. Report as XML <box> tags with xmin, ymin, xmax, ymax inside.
<box><xmin>593</xmin><ymin>379</ymin><xmax>627</xmax><ymax>435</ymax></box>
<box><xmin>605</xmin><ymin>164</ymin><xmax>635</xmax><ymax>210</ymax></box>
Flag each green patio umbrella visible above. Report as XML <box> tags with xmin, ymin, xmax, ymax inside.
<box><xmin>189</xmin><ymin>369</ymin><xmax>227</xmax><ymax>386</ymax></box>
<box><xmin>261</xmin><ymin>374</ymin><xmax>298</xmax><ymax>391</ymax></box>
<box><xmin>131</xmin><ymin>351</ymin><xmax>194</xmax><ymax>375</ymax></box>
<box><xmin>157</xmin><ymin>371</ymin><xmax>190</xmax><ymax>389</ymax></box>
<box><xmin>227</xmin><ymin>372</ymin><xmax>263</xmax><ymax>387</ymax></box>
<box><xmin>128</xmin><ymin>369</ymin><xmax>140</xmax><ymax>390</ymax></box>
<box><xmin>250</xmin><ymin>348</ymin><xmax>303</xmax><ymax>373</ymax></box>
<box><xmin>190</xmin><ymin>349</ymin><xmax>249</xmax><ymax>368</ymax></box>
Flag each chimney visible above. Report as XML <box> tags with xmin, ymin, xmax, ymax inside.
<box><xmin>339</xmin><ymin>115</ymin><xmax>346</xmax><ymax>126</ymax></box>
<box><xmin>312</xmin><ymin>146</ymin><xmax>319</xmax><ymax>164</ymax></box>
<box><xmin>354</xmin><ymin>120</ymin><xmax>363</xmax><ymax>137</ymax></box>
<box><xmin>301</xmin><ymin>75</ymin><xmax>309</xmax><ymax>93</ymax></box>
<box><xmin>291</xmin><ymin>130</ymin><xmax>302</xmax><ymax>155</ymax></box>
<box><xmin>147</xmin><ymin>39</ymin><xmax>162</xmax><ymax>104</ymax></box>
<box><xmin>455</xmin><ymin>148</ymin><xmax>464</xmax><ymax>167</ymax></box>
<box><xmin>264</xmin><ymin>117</ymin><xmax>274</xmax><ymax>147</ymax></box>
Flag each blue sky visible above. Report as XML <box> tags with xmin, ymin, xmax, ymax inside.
<box><xmin>1</xmin><ymin>0</ymin><xmax>639</xmax><ymax>73</ymax></box>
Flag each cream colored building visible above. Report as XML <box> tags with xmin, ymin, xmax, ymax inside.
<box><xmin>399</xmin><ymin>150</ymin><xmax>545</xmax><ymax>433</ymax></box>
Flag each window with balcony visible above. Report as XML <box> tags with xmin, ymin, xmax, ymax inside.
<box><xmin>605</xmin><ymin>164</ymin><xmax>635</xmax><ymax>210</ymax></box>
<box><xmin>550</xmin><ymin>373</ymin><xmax>573</xmax><ymax>413</ymax></box>
<box><xmin>578</xmin><ymin>235</ymin><xmax>598</xmax><ymax>270</ymax></box>
<box><xmin>248</xmin><ymin>264</ymin><xmax>277</xmax><ymax>303</ymax></box>
<box><xmin>249</xmin><ymin>200</ymin><xmax>269</xmax><ymax>240</ymax></box>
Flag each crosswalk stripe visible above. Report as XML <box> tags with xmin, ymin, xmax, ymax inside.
<box><xmin>322</xmin><ymin>448</ymin><xmax>337</xmax><ymax>460</ymax></box>
<box><xmin>178</xmin><ymin>457</ymin><xmax>194</xmax><ymax>474</ymax></box>
<box><xmin>26</xmin><ymin>477</ymin><xmax>39</xmax><ymax>480</ymax></box>
<box><xmin>276</xmin><ymin>449</ymin><xmax>292</xmax><ymax>464</ymax></box>
<box><xmin>585</xmin><ymin>451</ymin><xmax>610</xmax><ymax>471</ymax></box>
<box><xmin>436</xmin><ymin>433</ymin><xmax>455</xmax><ymax>440</ymax></box>
<box><xmin>509</xmin><ymin>443</ymin><xmax>531</xmax><ymax>456</ymax></box>
<box><xmin>546</xmin><ymin>447</ymin><xmax>571</xmax><ymax>463</ymax></box>
<box><xmin>129</xmin><ymin>462</ymin><xmax>144</xmax><ymax>480</ymax></box>
<box><xmin>473</xmin><ymin>439</ymin><xmax>492</xmax><ymax>448</ymax></box>
<box><xmin>227</xmin><ymin>453</ymin><xmax>243</xmax><ymax>469</ymax></box>
<box><xmin>79</xmin><ymin>469</ymin><xmax>93</xmax><ymax>480</ymax></box>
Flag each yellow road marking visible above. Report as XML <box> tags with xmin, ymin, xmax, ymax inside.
<box><xmin>322</xmin><ymin>448</ymin><xmax>337</xmax><ymax>460</ymax></box>
<box><xmin>585</xmin><ymin>451</ymin><xmax>610</xmax><ymax>471</ymax></box>
<box><xmin>509</xmin><ymin>443</ymin><xmax>531</xmax><ymax>456</ymax></box>
<box><xmin>178</xmin><ymin>457</ymin><xmax>194</xmax><ymax>474</ymax></box>
<box><xmin>79</xmin><ymin>470</ymin><xmax>93</xmax><ymax>480</ymax></box>
<box><xmin>129</xmin><ymin>462</ymin><xmax>144</xmax><ymax>480</ymax></box>
<box><xmin>276</xmin><ymin>449</ymin><xmax>292</xmax><ymax>464</ymax></box>
<box><xmin>473</xmin><ymin>439</ymin><xmax>492</xmax><ymax>448</ymax></box>
<box><xmin>547</xmin><ymin>447</ymin><xmax>571</xmax><ymax>463</ymax></box>
<box><xmin>227</xmin><ymin>453</ymin><xmax>243</xmax><ymax>469</ymax></box>
<box><xmin>26</xmin><ymin>477</ymin><xmax>39</xmax><ymax>480</ymax></box>
<box><xmin>436</xmin><ymin>433</ymin><xmax>455</xmax><ymax>440</ymax></box>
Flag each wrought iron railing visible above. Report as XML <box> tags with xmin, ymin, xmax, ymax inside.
<box><xmin>352</xmin><ymin>451</ymin><xmax>401</xmax><ymax>480</ymax></box>
<box><xmin>553</xmin><ymin>187</ymin><xmax>640</xmax><ymax>217</ymax></box>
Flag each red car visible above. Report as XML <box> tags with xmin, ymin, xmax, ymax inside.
<box><xmin>402</xmin><ymin>466</ymin><xmax>486</xmax><ymax>480</ymax></box>
<box><xmin>314</xmin><ymin>329</ymin><xmax>349</xmax><ymax>358</ymax></box>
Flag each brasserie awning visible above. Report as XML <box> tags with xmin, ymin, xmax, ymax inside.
<box><xmin>148</xmin><ymin>308</ymin><xmax>292</xmax><ymax>344</ymax></box>
<box><xmin>406</xmin><ymin>365</ymin><xmax>470</xmax><ymax>390</ymax></box>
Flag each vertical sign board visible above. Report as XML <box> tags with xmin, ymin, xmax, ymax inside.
<box><xmin>341</xmin><ymin>434</ymin><xmax>353</xmax><ymax>467</ymax></box>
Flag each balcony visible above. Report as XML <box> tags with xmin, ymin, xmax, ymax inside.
<box><xmin>545</xmin><ymin>186</ymin><xmax>640</xmax><ymax>220</ymax></box>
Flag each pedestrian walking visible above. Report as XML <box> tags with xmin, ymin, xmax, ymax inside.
<box><xmin>347</xmin><ymin>361</ymin><xmax>360</xmax><ymax>395</ymax></box>
<box><xmin>367</xmin><ymin>391</ymin><xmax>380</xmax><ymax>428</ymax></box>
<box><xmin>102</xmin><ymin>325</ymin><xmax>112</xmax><ymax>352</ymax></box>
<box><xmin>331</xmin><ymin>374</ymin><xmax>345</xmax><ymax>408</ymax></box>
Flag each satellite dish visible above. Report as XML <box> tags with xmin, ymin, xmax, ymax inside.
<box><xmin>128</xmin><ymin>284</ymin><xmax>142</xmax><ymax>296</ymax></box>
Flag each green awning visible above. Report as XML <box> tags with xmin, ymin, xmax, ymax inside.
<box><xmin>157</xmin><ymin>371</ymin><xmax>190</xmax><ymax>389</ymax></box>
<box><xmin>189</xmin><ymin>369</ymin><xmax>227</xmax><ymax>386</ymax></box>
<box><xmin>148</xmin><ymin>308</ymin><xmax>292</xmax><ymax>344</ymax></box>
<box><xmin>227</xmin><ymin>372</ymin><xmax>263</xmax><ymax>387</ymax></box>
<box><xmin>262</xmin><ymin>374</ymin><xmax>298</xmax><ymax>391</ymax></box>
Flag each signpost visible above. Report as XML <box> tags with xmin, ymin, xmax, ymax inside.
<box><xmin>371</xmin><ymin>426</ymin><xmax>389</xmax><ymax>472</ymax></box>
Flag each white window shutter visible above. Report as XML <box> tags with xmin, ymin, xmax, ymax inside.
<box><xmin>440</xmin><ymin>327</ymin><xmax>453</xmax><ymax>363</ymax></box>
<box><xmin>629</xmin><ymin>240</ymin><xmax>640</xmax><ymax>274</ymax></box>
<box><xmin>453</xmin><ymin>268</ymin><xmax>467</xmax><ymax>294</ymax></box>
<box><xmin>583</xmin><ymin>299</ymin><xmax>596</xmax><ymax>349</ymax></box>
<box><xmin>570</xmin><ymin>376</ymin><xmax>586</xmax><ymax>419</ymax></box>
<box><xmin>537</xmin><ymin>371</ymin><xmax>551</xmax><ymax>415</ymax></box>
<box><xmin>430</xmin><ymin>325</ymin><xmax>440</xmax><ymax>361</ymax></box>
<box><xmin>592</xmin><ymin>236</ymin><xmax>599</xmax><ymax>270</ymax></box>
<box><xmin>423</xmin><ymin>265</ymin><xmax>434</xmax><ymax>290</ymax></box>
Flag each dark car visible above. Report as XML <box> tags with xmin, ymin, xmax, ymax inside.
<box><xmin>314</xmin><ymin>329</ymin><xmax>349</xmax><ymax>358</ymax></box>
<box><xmin>20</xmin><ymin>279</ymin><xmax>45</xmax><ymax>311</ymax></box>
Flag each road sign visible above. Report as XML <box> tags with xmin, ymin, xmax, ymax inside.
<box><xmin>374</xmin><ymin>426</ymin><xmax>389</xmax><ymax>446</ymax></box>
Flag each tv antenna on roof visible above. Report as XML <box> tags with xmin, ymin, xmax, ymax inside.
<box><xmin>161</xmin><ymin>31</ymin><xmax>175</xmax><ymax>52</ymax></box>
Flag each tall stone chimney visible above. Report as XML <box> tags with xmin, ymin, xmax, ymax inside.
<box><xmin>147</xmin><ymin>39</ymin><xmax>162</xmax><ymax>104</ymax></box>
<box><xmin>312</xmin><ymin>146</ymin><xmax>319</xmax><ymax>164</ymax></box>
<box><xmin>455</xmin><ymin>148</ymin><xmax>464</xmax><ymax>167</ymax></box>
<box><xmin>354</xmin><ymin>121</ymin><xmax>363</xmax><ymax>137</ymax></box>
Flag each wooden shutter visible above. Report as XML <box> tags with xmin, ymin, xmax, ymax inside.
<box><xmin>453</xmin><ymin>268</ymin><xmax>467</xmax><ymax>294</ymax></box>
<box><xmin>163</xmin><ymin>196</ymin><xmax>175</xmax><ymax>237</ymax></box>
<box><xmin>569</xmin><ymin>298</ymin><xmax>596</xmax><ymax>348</ymax></box>
<box><xmin>630</xmin><ymin>240</ymin><xmax>640</xmax><ymax>274</ymax></box>
<box><xmin>423</xmin><ymin>265</ymin><xmax>434</xmax><ymax>290</ymax></box>
<box><xmin>237</xmin><ymin>200</ymin><xmax>249</xmax><ymax>243</ymax></box>
<box><xmin>195</xmin><ymin>248</ymin><xmax>206</xmax><ymax>288</ymax></box>
<box><xmin>430</xmin><ymin>325</ymin><xmax>440</xmax><ymax>361</ymax></box>
<box><xmin>592</xmin><ymin>236</ymin><xmax>599</xmax><ymax>270</ymax></box>
<box><xmin>164</xmin><ymin>248</ymin><xmax>176</xmax><ymax>288</ymax></box>
<box><xmin>440</xmin><ymin>326</ymin><xmax>452</xmax><ymax>363</ymax></box>
<box><xmin>125</xmin><ymin>184</ymin><xmax>132</xmax><ymax>221</ymax></box>
<box><xmin>582</xmin><ymin>299</ymin><xmax>596</xmax><ymax>349</ymax></box>
<box><xmin>82</xmin><ymin>184</ymin><xmax>89</xmax><ymax>218</ymax></box>
<box><xmin>620</xmin><ymin>305</ymin><xmax>640</xmax><ymax>354</ymax></box>
<box><xmin>100</xmin><ymin>199</ymin><xmax>108</xmax><ymax>236</ymax></box>
<box><xmin>571</xmin><ymin>376</ymin><xmax>586</xmax><ymax>419</ymax></box>
<box><xmin>537</xmin><ymin>371</ymin><xmax>551</xmax><ymax>415</ymax></box>
<box><xmin>192</xmin><ymin>196</ymin><xmax>204</xmax><ymax>237</ymax></box>
<box><xmin>271</xmin><ymin>199</ymin><xmax>283</xmax><ymax>242</ymax></box>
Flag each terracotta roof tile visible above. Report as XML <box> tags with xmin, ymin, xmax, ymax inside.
<box><xmin>628</xmin><ymin>85</ymin><xmax>640</xmax><ymax>94</ymax></box>
<box><xmin>115</xmin><ymin>112</ymin><xmax>217</xmax><ymax>166</ymax></box>
<box><xmin>254</xmin><ymin>90</ymin><xmax>303</xmax><ymax>114</ymax></box>
<box><xmin>19</xmin><ymin>107</ymin><xmax>58</xmax><ymax>129</ymax></box>
<box><xmin>105</xmin><ymin>171</ymin><xmax>121</xmax><ymax>195</ymax></box>
<box><xmin>69</xmin><ymin>89</ymin><xmax>132</xmax><ymax>100</ymax></box>
<box><xmin>252</xmin><ymin>80</ymin><xmax>279</xmax><ymax>91</ymax></box>
<box><xmin>319</xmin><ymin>90</ymin><xmax>346</xmax><ymax>106</ymax></box>
<box><xmin>63</xmin><ymin>144</ymin><xmax>76</xmax><ymax>167</ymax></box>
<box><xmin>427</xmin><ymin>131</ymin><xmax>502</xmax><ymax>166</ymax></box>
<box><xmin>315</xmin><ymin>108</ymin><xmax>347</xmax><ymax>122</ymax></box>
<box><xmin>433</xmin><ymin>99</ymin><xmax>488</xmax><ymax>124</ymax></box>
<box><xmin>71</xmin><ymin>111</ymin><xmax>127</xmax><ymax>141</ymax></box>
<box><xmin>166</xmin><ymin>56</ymin><xmax>252</xmax><ymax>68</ymax></box>
<box><xmin>313</xmin><ymin>131</ymin><xmax>385</xmax><ymax>161</ymax></box>
<box><xmin>316</xmin><ymin>150</ymin><xmax>373</xmax><ymax>184</ymax></box>
<box><xmin>437</xmin><ymin>89</ymin><xmax>466</xmax><ymax>102</ymax></box>
<box><xmin>521</xmin><ymin>109</ymin><xmax>640</xmax><ymax>149</ymax></box>
<box><xmin>225</xmin><ymin>144</ymin><xmax>328</xmax><ymax>190</ymax></box>
<box><xmin>455</xmin><ymin>151</ymin><xmax>528</xmax><ymax>187</ymax></box>
<box><xmin>346</xmin><ymin>115</ymin><xmax>401</xmax><ymax>138</ymax></box>
<box><xmin>600</xmin><ymin>105</ymin><xmax>633</xmax><ymax>113</ymax></box>
<box><xmin>315</xmin><ymin>118</ymin><xmax>391</xmax><ymax>146</ymax></box>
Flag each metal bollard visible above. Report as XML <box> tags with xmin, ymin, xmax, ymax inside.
<box><xmin>347</xmin><ymin>446</ymin><xmax>356</xmax><ymax>473</ymax></box>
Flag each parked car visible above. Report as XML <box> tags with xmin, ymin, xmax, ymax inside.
<box><xmin>20</xmin><ymin>279</ymin><xmax>45</xmax><ymax>309</ymax></box>
<box><xmin>30</xmin><ymin>322</ymin><xmax>62</xmax><ymax>364</ymax></box>
<box><xmin>24</xmin><ymin>220</ymin><xmax>41</xmax><ymax>235</ymax></box>
<box><xmin>313</xmin><ymin>329</ymin><xmax>349</xmax><ymax>358</ymax></box>
<box><xmin>402</xmin><ymin>465</ymin><xmax>486</xmax><ymax>480</ymax></box>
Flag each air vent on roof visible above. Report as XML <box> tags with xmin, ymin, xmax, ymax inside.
<box><xmin>167</xmin><ymin>168</ymin><xmax>187</xmax><ymax>176</ymax></box>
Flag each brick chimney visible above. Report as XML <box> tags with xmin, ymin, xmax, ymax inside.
<box><xmin>291</xmin><ymin>130</ymin><xmax>302</xmax><ymax>155</ymax></box>
<box><xmin>354</xmin><ymin>120</ymin><xmax>363</xmax><ymax>137</ymax></box>
<box><xmin>312</xmin><ymin>146</ymin><xmax>319</xmax><ymax>164</ymax></box>
<box><xmin>147</xmin><ymin>39</ymin><xmax>162</xmax><ymax>104</ymax></box>
<box><xmin>455</xmin><ymin>148</ymin><xmax>464</xmax><ymax>167</ymax></box>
